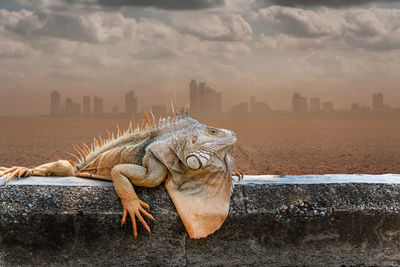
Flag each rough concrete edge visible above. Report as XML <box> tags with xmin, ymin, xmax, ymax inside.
<box><xmin>2</xmin><ymin>174</ymin><xmax>400</xmax><ymax>187</ymax></box>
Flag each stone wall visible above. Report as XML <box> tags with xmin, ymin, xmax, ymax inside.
<box><xmin>1</xmin><ymin>175</ymin><xmax>400</xmax><ymax>266</ymax></box>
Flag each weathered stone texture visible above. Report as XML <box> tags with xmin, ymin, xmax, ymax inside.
<box><xmin>2</xmin><ymin>181</ymin><xmax>400</xmax><ymax>266</ymax></box>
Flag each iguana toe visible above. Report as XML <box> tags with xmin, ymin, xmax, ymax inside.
<box><xmin>120</xmin><ymin>198</ymin><xmax>153</xmax><ymax>238</ymax></box>
<box><xmin>232</xmin><ymin>169</ymin><xmax>244</xmax><ymax>180</ymax></box>
<box><xmin>0</xmin><ymin>166</ymin><xmax>32</xmax><ymax>182</ymax></box>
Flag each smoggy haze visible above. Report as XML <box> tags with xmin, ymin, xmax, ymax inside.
<box><xmin>1</xmin><ymin>0</ymin><xmax>400</xmax><ymax>115</ymax></box>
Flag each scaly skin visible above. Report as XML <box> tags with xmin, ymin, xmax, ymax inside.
<box><xmin>0</xmin><ymin>110</ymin><xmax>242</xmax><ymax>239</ymax></box>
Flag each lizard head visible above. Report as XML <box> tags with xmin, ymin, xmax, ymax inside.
<box><xmin>182</xmin><ymin>124</ymin><xmax>236</xmax><ymax>171</ymax></box>
<box><xmin>150</xmin><ymin>120</ymin><xmax>238</xmax><ymax>239</ymax></box>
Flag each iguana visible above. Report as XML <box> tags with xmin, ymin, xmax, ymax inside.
<box><xmin>0</xmin><ymin>108</ymin><xmax>242</xmax><ymax>239</ymax></box>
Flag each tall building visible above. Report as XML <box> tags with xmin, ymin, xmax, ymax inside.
<box><xmin>65</xmin><ymin>98</ymin><xmax>73</xmax><ymax>115</ymax></box>
<box><xmin>189</xmin><ymin>80</ymin><xmax>198</xmax><ymax>113</ymax></box>
<box><xmin>82</xmin><ymin>96</ymin><xmax>91</xmax><ymax>115</ymax></box>
<box><xmin>189</xmin><ymin>80</ymin><xmax>222</xmax><ymax>114</ymax></box>
<box><xmin>94</xmin><ymin>96</ymin><xmax>104</xmax><ymax>115</ymax></box>
<box><xmin>292</xmin><ymin>93</ymin><xmax>308</xmax><ymax>113</ymax></box>
<box><xmin>198</xmin><ymin>82</ymin><xmax>206</xmax><ymax>112</ymax></box>
<box><xmin>372</xmin><ymin>93</ymin><xmax>383</xmax><ymax>110</ymax></box>
<box><xmin>322</xmin><ymin>101</ymin><xmax>334</xmax><ymax>112</ymax></box>
<box><xmin>205</xmin><ymin>86</ymin><xmax>222</xmax><ymax>114</ymax></box>
<box><xmin>250</xmin><ymin>96</ymin><xmax>270</xmax><ymax>114</ymax></box>
<box><xmin>50</xmin><ymin>91</ymin><xmax>61</xmax><ymax>116</ymax></box>
<box><xmin>65</xmin><ymin>98</ymin><xmax>81</xmax><ymax>116</ymax></box>
<box><xmin>309</xmin><ymin>97</ymin><xmax>321</xmax><ymax>112</ymax></box>
<box><xmin>125</xmin><ymin>90</ymin><xmax>138</xmax><ymax>115</ymax></box>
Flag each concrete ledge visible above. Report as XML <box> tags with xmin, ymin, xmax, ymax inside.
<box><xmin>1</xmin><ymin>175</ymin><xmax>400</xmax><ymax>266</ymax></box>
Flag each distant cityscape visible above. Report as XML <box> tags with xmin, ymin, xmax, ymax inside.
<box><xmin>50</xmin><ymin>90</ymin><xmax>166</xmax><ymax>119</ymax></box>
<box><xmin>49</xmin><ymin>80</ymin><xmax>398</xmax><ymax>118</ymax></box>
<box><xmin>288</xmin><ymin>92</ymin><xmax>392</xmax><ymax>113</ymax></box>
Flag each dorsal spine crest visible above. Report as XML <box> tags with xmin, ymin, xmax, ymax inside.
<box><xmin>72</xmin><ymin>107</ymin><xmax>190</xmax><ymax>169</ymax></box>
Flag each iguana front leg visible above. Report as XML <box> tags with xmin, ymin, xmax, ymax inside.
<box><xmin>111</xmin><ymin>154</ymin><xmax>168</xmax><ymax>237</ymax></box>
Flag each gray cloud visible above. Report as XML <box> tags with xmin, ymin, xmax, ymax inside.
<box><xmin>67</xmin><ymin>0</ymin><xmax>225</xmax><ymax>10</ymax></box>
<box><xmin>0</xmin><ymin>39</ymin><xmax>31</xmax><ymax>58</ymax></box>
<box><xmin>255</xmin><ymin>7</ymin><xmax>337</xmax><ymax>38</ymax></box>
<box><xmin>174</xmin><ymin>14</ymin><xmax>253</xmax><ymax>41</ymax></box>
<box><xmin>2</xmin><ymin>10</ymin><xmax>136</xmax><ymax>43</ymax></box>
<box><xmin>31</xmin><ymin>14</ymin><xmax>99</xmax><ymax>42</ymax></box>
<box><xmin>266</xmin><ymin>0</ymin><xmax>398</xmax><ymax>8</ymax></box>
<box><xmin>255</xmin><ymin>6</ymin><xmax>400</xmax><ymax>52</ymax></box>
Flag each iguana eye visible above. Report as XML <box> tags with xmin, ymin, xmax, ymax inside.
<box><xmin>208</xmin><ymin>128</ymin><xmax>219</xmax><ymax>135</ymax></box>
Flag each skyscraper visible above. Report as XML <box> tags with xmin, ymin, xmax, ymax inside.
<box><xmin>198</xmin><ymin>82</ymin><xmax>206</xmax><ymax>112</ymax></box>
<box><xmin>372</xmin><ymin>93</ymin><xmax>383</xmax><ymax>110</ymax></box>
<box><xmin>65</xmin><ymin>98</ymin><xmax>81</xmax><ymax>116</ymax></box>
<box><xmin>125</xmin><ymin>90</ymin><xmax>137</xmax><ymax>115</ymax></box>
<box><xmin>189</xmin><ymin>80</ymin><xmax>198</xmax><ymax>113</ymax></box>
<box><xmin>50</xmin><ymin>91</ymin><xmax>60</xmax><ymax>116</ymax></box>
<box><xmin>82</xmin><ymin>96</ymin><xmax>91</xmax><ymax>115</ymax></box>
<box><xmin>249</xmin><ymin>96</ymin><xmax>270</xmax><ymax>114</ymax></box>
<box><xmin>292</xmin><ymin>93</ymin><xmax>308</xmax><ymax>113</ymax></box>
<box><xmin>94</xmin><ymin>96</ymin><xmax>104</xmax><ymax>115</ymax></box>
<box><xmin>65</xmin><ymin>98</ymin><xmax>73</xmax><ymax>115</ymax></box>
<box><xmin>189</xmin><ymin>80</ymin><xmax>222</xmax><ymax>114</ymax></box>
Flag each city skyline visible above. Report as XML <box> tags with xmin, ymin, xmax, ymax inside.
<box><xmin>50</xmin><ymin>91</ymin><xmax>134</xmax><ymax>117</ymax></box>
<box><xmin>4</xmin><ymin>81</ymin><xmax>400</xmax><ymax>116</ymax></box>
<box><xmin>47</xmin><ymin>82</ymin><xmax>397</xmax><ymax>118</ymax></box>
<box><xmin>1</xmin><ymin>1</ymin><xmax>400</xmax><ymax>116</ymax></box>
<box><xmin>49</xmin><ymin>89</ymin><xmax>167</xmax><ymax>118</ymax></box>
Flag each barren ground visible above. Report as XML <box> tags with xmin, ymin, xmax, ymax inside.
<box><xmin>0</xmin><ymin>113</ymin><xmax>399</xmax><ymax>175</ymax></box>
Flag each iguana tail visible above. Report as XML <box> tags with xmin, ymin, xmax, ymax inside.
<box><xmin>0</xmin><ymin>159</ymin><xmax>76</xmax><ymax>183</ymax></box>
<box><xmin>30</xmin><ymin>160</ymin><xmax>76</xmax><ymax>177</ymax></box>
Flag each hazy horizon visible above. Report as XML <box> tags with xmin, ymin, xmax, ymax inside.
<box><xmin>1</xmin><ymin>0</ymin><xmax>400</xmax><ymax>115</ymax></box>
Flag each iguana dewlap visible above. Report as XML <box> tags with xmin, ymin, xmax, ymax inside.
<box><xmin>0</xmin><ymin>110</ymin><xmax>241</xmax><ymax>239</ymax></box>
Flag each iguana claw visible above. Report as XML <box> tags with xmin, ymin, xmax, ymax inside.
<box><xmin>232</xmin><ymin>169</ymin><xmax>244</xmax><ymax>181</ymax></box>
<box><xmin>0</xmin><ymin>166</ymin><xmax>32</xmax><ymax>182</ymax></box>
<box><xmin>121</xmin><ymin>198</ymin><xmax>153</xmax><ymax>238</ymax></box>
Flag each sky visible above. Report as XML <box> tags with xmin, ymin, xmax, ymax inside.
<box><xmin>1</xmin><ymin>0</ymin><xmax>400</xmax><ymax>115</ymax></box>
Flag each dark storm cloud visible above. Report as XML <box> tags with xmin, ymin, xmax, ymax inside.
<box><xmin>97</xmin><ymin>0</ymin><xmax>224</xmax><ymax>10</ymax></box>
<box><xmin>256</xmin><ymin>6</ymin><xmax>400</xmax><ymax>52</ymax></box>
<box><xmin>267</xmin><ymin>0</ymin><xmax>397</xmax><ymax>8</ymax></box>
<box><xmin>4</xmin><ymin>13</ymin><xmax>99</xmax><ymax>43</ymax></box>
<box><xmin>65</xmin><ymin>0</ymin><xmax>225</xmax><ymax>10</ymax></box>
